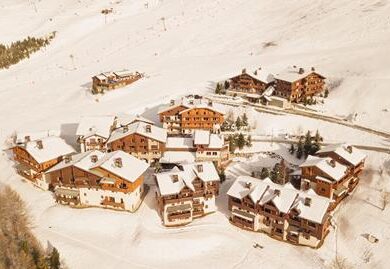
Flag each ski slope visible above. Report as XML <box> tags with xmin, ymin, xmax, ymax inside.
<box><xmin>1</xmin><ymin>0</ymin><xmax>390</xmax><ymax>268</ymax></box>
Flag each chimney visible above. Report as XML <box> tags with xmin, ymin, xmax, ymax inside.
<box><xmin>242</xmin><ymin>68</ymin><xmax>246</xmax><ymax>74</ymax></box>
<box><xmin>274</xmin><ymin>189</ymin><xmax>281</xmax><ymax>196</ymax></box>
<box><xmin>123</xmin><ymin>126</ymin><xmax>128</xmax><ymax>133</ymax></box>
<box><xmin>197</xmin><ymin>164</ymin><xmax>203</xmax><ymax>173</ymax></box>
<box><xmin>170</xmin><ymin>99</ymin><xmax>175</xmax><ymax>106</ymax></box>
<box><xmin>114</xmin><ymin>157</ymin><xmax>123</xmax><ymax>168</ymax></box>
<box><xmin>304</xmin><ymin>197</ymin><xmax>312</xmax><ymax>207</ymax></box>
<box><xmin>171</xmin><ymin>174</ymin><xmax>179</xmax><ymax>183</ymax></box>
<box><xmin>346</xmin><ymin>145</ymin><xmax>353</xmax><ymax>153</ymax></box>
<box><xmin>36</xmin><ymin>140</ymin><xmax>43</xmax><ymax>149</ymax></box>
<box><xmin>245</xmin><ymin>182</ymin><xmax>252</xmax><ymax>189</ymax></box>
<box><xmin>64</xmin><ymin>155</ymin><xmax>72</xmax><ymax>163</ymax></box>
<box><xmin>90</xmin><ymin>154</ymin><xmax>98</xmax><ymax>163</ymax></box>
<box><xmin>311</xmin><ymin>67</ymin><xmax>315</xmax><ymax>72</ymax></box>
<box><xmin>24</xmin><ymin>135</ymin><xmax>31</xmax><ymax>143</ymax></box>
<box><xmin>208</xmin><ymin>100</ymin><xmax>213</xmax><ymax>107</ymax></box>
<box><xmin>298</xmin><ymin>68</ymin><xmax>305</xmax><ymax>74</ymax></box>
<box><xmin>145</xmin><ymin>124</ymin><xmax>151</xmax><ymax>133</ymax></box>
<box><xmin>189</xmin><ymin>99</ymin><xmax>194</xmax><ymax>105</ymax></box>
<box><xmin>327</xmin><ymin>159</ymin><xmax>336</xmax><ymax>168</ymax></box>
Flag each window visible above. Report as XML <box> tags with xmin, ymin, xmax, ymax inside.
<box><xmin>212</xmin><ymin>152</ymin><xmax>217</xmax><ymax>156</ymax></box>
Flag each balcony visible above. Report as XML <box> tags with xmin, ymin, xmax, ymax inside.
<box><xmin>56</xmin><ymin>196</ymin><xmax>80</xmax><ymax>205</ymax></box>
<box><xmin>168</xmin><ymin>212</ymin><xmax>191</xmax><ymax>221</ymax></box>
<box><xmin>101</xmin><ymin>199</ymin><xmax>125</xmax><ymax>209</ymax></box>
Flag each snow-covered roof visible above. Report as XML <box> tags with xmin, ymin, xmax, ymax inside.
<box><xmin>22</xmin><ymin>136</ymin><xmax>75</xmax><ymax>164</ymax></box>
<box><xmin>158</xmin><ymin>96</ymin><xmax>226</xmax><ymax>115</ymax></box>
<box><xmin>231</xmin><ymin>69</ymin><xmax>274</xmax><ymax>84</ymax></box>
<box><xmin>46</xmin><ymin>150</ymin><xmax>104</xmax><ymax>175</ymax></box>
<box><xmin>227</xmin><ymin>176</ymin><xmax>330</xmax><ymax>223</ymax></box>
<box><xmin>316</xmin><ymin>143</ymin><xmax>366</xmax><ymax>166</ymax></box>
<box><xmin>194</xmin><ymin>130</ymin><xmax>210</xmax><ymax>145</ymax></box>
<box><xmin>155</xmin><ymin>162</ymin><xmax>219</xmax><ymax>196</ymax></box>
<box><xmin>165</xmin><ymin>137</ymin><xmax>194</xmax><ymax>149</ymax></box>
<box><xmin>160</xmin><ymin>151</ymin><xmax>196</xmax><ymax>164</ymax></box>
<box><xmin>246</xmin><ymin>70</ymin><xmax>274</xmax><ymax>84</ymax></box>
<box><xmin>90</xmin><ymin>150</ymin><xmax>149</xmax><ymax>183</ymax></box>
<box><xmin>107</xmin><ymin>121</ymin><xmax>167</xmax><ymax>144</ymax></box>
<box><xmin>15</xmin><ymin>130</ymin><xmax>61</xmax><ymax>145</ymax></box>
<box><xmin>300</xmin><ymin>155</ymin><xmax>348</xmax><ymax>182</ymax></box>
<box><xmin>116</xmin><ymin>114</ymin><xmax>154</xmax><ymax>126</ymax></box>
<box><xmin>274</xmin><ymin>67</ymin><xmax>325</xmax><ymax>83</ymax></box>
<box><xmin>194</xmin><ymin>130</ymin><xmax>224</xmax><ymax>148</ymax></box>
<box><xmin>76</xmin><ymin>116</ymin><xmax>116</xmax><ymax>139</ymax></box>
<box><xmin>113</xmin><ymin>69</ymin><xmax>134</xmax><ymax>77</ymax></box>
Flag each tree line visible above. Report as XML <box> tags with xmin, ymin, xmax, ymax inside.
<box><xmin>0</xmin><ymin>186</ymin><xmax>63</xmax><ymax>269</ymax></box>
<box><xmin>0</xmin><ymin>32</ymin><xmax>56</xmax><ymax>70</ymax></box>
<box><xmin>289</xmin><ymin>130</ymin><xmax>323</xmax><ymax>159</ymax></box>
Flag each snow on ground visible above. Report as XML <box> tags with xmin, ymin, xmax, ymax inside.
<box><xmin>1</xmin><ymin>0</ymin><xmax>390</xmax><ymax>268</ymax></box>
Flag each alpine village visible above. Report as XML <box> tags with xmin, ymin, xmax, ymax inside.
<box><xmin>9</xmin><ymin>65</ymin><xmax>367</xmax><ymax>249</ymax></box>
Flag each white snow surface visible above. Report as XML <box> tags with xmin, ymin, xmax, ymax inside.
<box><xmin>1</xmin><ymin>0</ymin><xmax>390</xmax><ymax>269</ymax></box>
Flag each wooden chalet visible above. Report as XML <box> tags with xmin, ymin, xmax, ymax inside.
<box><xmin>12</xmin><ymin>136</ymin><xmax>75</xmax><ymax>190</ymax></box>
<box><xmin>299</xmin><ymin>155</ymin><xmax>355</xmax><ymax>206</ymax></box>
<box><xmin>106</xmin><ymin>121</ymin><xmax>167</xmax><ymax>163</ymax></box>
<box><xmin>92</xmin><ymin>70</ymin><xmax>143</xmax><ymax>94</ymax></box>
<box><xmin>76</xmin><ymin>115</ymin><xmax>117</xmax><ymax>152</ymax></box>
<box><xmin>154</xmin><ymin>162</ymin><xmax>220</xmax><ymax>226</ymax></box>
<box><xmin>161</xmin><ymin>130</ymin><xmax>229</xmax><ymax>167</ymax></box>
<box><xmin>229</xmin><ymin>69</ymin><xmax>274</xmax><ymax>94</ymax></box>
<box><xmin>158</xmin><ymin>96</ymin><xmax>225</xmax><ymax>135</ymax></box>
<box><xmin>47</xmin><ymin>150</ymin><xmax>149</xmax><ymax>212</ymax></box>
<box><xmin>274</xmin><ymin>67</ymin><xmax>326</xmax><ymax>102</ymax></box>
<box><xmin>227</xmin><ymin>176</ymin><xmax>331</xmax><ymax>248</ymax></box>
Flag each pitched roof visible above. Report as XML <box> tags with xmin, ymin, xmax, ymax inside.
<box><xmin>76</xmin><ymin>116</ymin><xmax>116</xmax><ymax>139</ymax></box>
<box><xmin>90</xmin><ymin>150</ymin><xmax>149</xmax><ymax>183</ymax></box>
<box><xmin>159</xmin><ymin>151</ymin><xmax>196</xmax><ymax>164</ymax></box>
<box><xmin>165</xmin><ymin>137</ymin><xmax>194</xmax><ymax>149</ymax></box>
<box><xmin>46</xmin><ymin>150</ymin><xmax>104</xmax><ymax>174</ymax></box>
<box><xmin>274</xmin><ymin>67</ymin><xmax>325</xmax><ymax>83</ymax></box>
<box><xmin>227</xmin><ymin>176</ymin><xmax>330</xmax><ymax>224</ymax></box>
<box><xmin>155</xmin><ymin>162</ymin><xmax>220</xmax><ymax>196</ymax></box>
<box><xmin>116</xmin><ymin>114</ymin><xmax>154</xmax><ymax>126</ymax></box>
<box><xmin>158</xmin><ymin>96</ymin><xmax>226</xmax><ymax>115</ymax></box>
<box><xmin>230</xmin><ymin>69</ymin><xmax>274</xmax><ymax>84</ymax></box>
<box><xmin>300</xmin><ymin>155</ymin><xmax>348</xmax><ymax>182</ymax></box>
<box><xmin>316</xmin><ymin>143</ymin><xmax>366</xmax><ymax>166</ymax></box>
<box><xmin>107</xmin><ymin>121</ymin><xmax>167</xmax><ymax>144</ymax></box>
<box><xmin>22</xmin><ymin>136</ymin><xmax>75</xmax><ymax>164</ymax></box>
<box><xmin>15</xmin><ymin>130</ymin><xmax>61</xmax><ymax>145</ymax></box>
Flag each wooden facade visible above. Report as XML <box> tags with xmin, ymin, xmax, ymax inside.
<box><xmin>106</xmin><ymin>132</ymin><xmax>165</xmax><ymax>163</ymax></box>
<box><xmin>228</xmin><ymin>196</ymin><xmax>330</xmax><ymax>248</ymax></box>
<box><xmin>12</xmin><ymin>146</ymin><xmax>61</xmax><ymax>182</ymax></box>
<box><xmin>229</xmin><ymin>72</ymin><xmax>269</xmax><ymax>94</ymax></box>
<box><xmin>274</xmin><ymin>72</ymin><xmax>325</xmax><ymax>102</ymax></box>
<box><xmin>92</xmin><ymin>71</ymin><xmax>143</xmax><ymax>94</ymax></box>
<box><xmin>159</xmin><ymin>105</ymin><xmax>225</xmax><ymax>135</ymax></box>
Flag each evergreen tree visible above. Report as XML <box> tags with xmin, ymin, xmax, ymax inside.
<box><xmin>324</xmin><ymin>89</ymin><xmax>329</xmax><ymax>98</ymax></box>
<box><xmin>245</xmin><ymin>135</ymin><xmax>252</xmax><ymax>147</ymax></box>
<box><xmin>296</xmin><ymin>138</ymin><xmax>304</xmax><ymax>159</ymax></box>
<box><xmin>49</xmin><ymin>247</ymin><xmax>61</xmax><ymax>269</ymax></box>
<box><xmin>242</xmin><ymin>113</ymin><xmax>248</xmax><ymax>126</ymax></box>
<box><xmin>303</xmin><ymin>131</ymin><xmax>312</xmax><ymax>156</ymax></box>
<box><xmin>237</xmin><ymin>133</ymin><xmax>246</xmax><ymax>150</ymax></box>
<box><xmin>219</xmin><ymin>169</ymin><xmax>226</xmax><ymax>183</ymax></box>
<box><xmin>289</xmin><ymin>143</ymin><xmax>295</xmax><ymax>154</ymax></box>
<box><xmin>260</xmin><ymin>167</ymin><xmax>269</xmax><ymax>179</ymax></box>
<box><xmin>224</xmin><ymin>80</ymin><xmax>230</xmax><ymax>90</ymax></box>
<box><xmin>228</xmin><ymin>135</ymin><xmax>236</xmax><ymax>153</ymax></box>
<box><xmin>215</xmin><ymin>83</ymin><xmax>222</xmax><ymax>94</ymax></box>
<box><xmin>311</xmin><ymin>130</ymin><xmax>322</xmax><ymax>154</ymax></box>
<box><xmin>235</xmin><ymin>116</ymin><xmax>242</xmax><ymax>130</ymax></box>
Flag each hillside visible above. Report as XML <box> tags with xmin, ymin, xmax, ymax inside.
<box><xmin>0</xmin><ymin>0</ymin><xmax>389</xmax><ymax>269</ymax></box>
